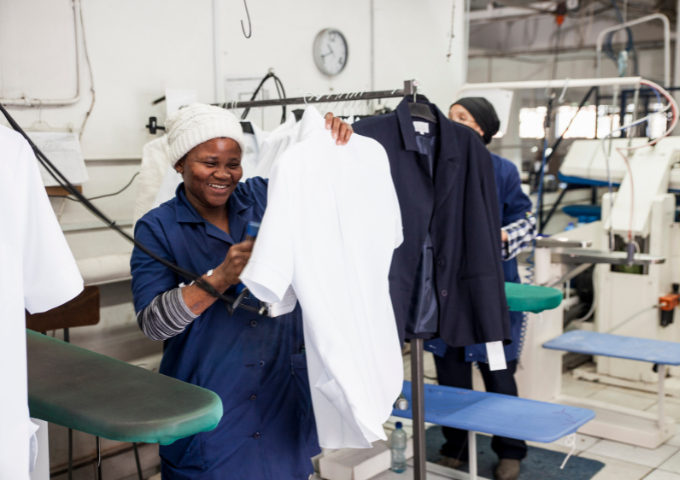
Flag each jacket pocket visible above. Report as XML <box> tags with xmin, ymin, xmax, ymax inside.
<box><xmin>159</xmin><ymin>433</ymin><xmax>204</xmax><ymax>470</ymax></box>
<box><xmin>291</xmin><ymin>353</ymin><xmax>312</xmax><ymax>421</ymax></box>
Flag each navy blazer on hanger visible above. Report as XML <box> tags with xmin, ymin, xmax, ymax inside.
<box><xmin>353</xmin><ymin>97</ymin><xmax>511</xmax><ymax>348</ymax></box>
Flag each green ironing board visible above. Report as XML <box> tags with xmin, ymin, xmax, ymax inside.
<box><xmin>26</xmin><ymin>329</ymin><xmax>223</xmax><ymax>445</ymax></box>
<box><xmin>505</xmin><ymin>282</ymin><xmax>562</xmax><ymax>313</ymax></box>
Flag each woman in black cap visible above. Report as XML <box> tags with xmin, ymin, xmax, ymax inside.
<box><xmin>434</xmin><ymin>98</ymin><xmax>536</xmax><ymax>480</ymax></box>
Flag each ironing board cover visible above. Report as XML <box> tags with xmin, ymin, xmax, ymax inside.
<box><xmin>544</xmin><ymin>330</ymin><xmax>680</xmax><ymax>366</ymax></box>
<box><xmin>393</xmin><ymin>381</ymin><xmax>594</xmax><ymax>443</ymax></box>
<box><xmin>26</xmin><ymin>329</ymin><xmax>223</xmax><ymax>445</ymax></box>
<box><xmin>505</xmin><ymin>283</ymin><xmax>562</xmax><ymax>313</ymax></box>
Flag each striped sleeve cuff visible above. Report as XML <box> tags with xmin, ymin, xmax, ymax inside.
<box><xmin>137</xmin><ymin>287</ymin><xmax>198</xmax><ymax>341</ymax></box>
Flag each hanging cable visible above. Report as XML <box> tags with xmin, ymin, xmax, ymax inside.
<box><xmin>237</xmin><ymin>71</ymin><xmax>287</xmax><ymax>124</ymax></box>
<box><xmin>0</xmin><ymin>102</ymin><xmax>258</xmax><ymax>315</ymax></box>
<box><xmin>599</xmin><ymin>79</ymin><xmax>678</xmax><ymax>245</ymax></box>
<box><xmin>78</xmin><ymin>0</ymin><xmax>95</xmax><ymax>140</ymax></box>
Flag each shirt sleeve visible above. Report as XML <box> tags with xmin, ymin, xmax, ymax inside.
<box><xmin>240</xmin><ymin>161</ymin><xmax>295</xmax><ymax>303</ymax></box>
<box><xmin>18</xmin><ymin>141</ymin><xmax>83</xmax><ymax>313</ymax></box>
<box><xmin>130</xmin><ymin>216</ymin><xmax>182</xmax><ymax>313</ymax></box>
<box><xmin>502</xmin><ymin>215</ymin><xmax>537</xmax><ymax>260</ymax></box>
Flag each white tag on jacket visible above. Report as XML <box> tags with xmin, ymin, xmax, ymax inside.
<box><xmin>486</xmin><ymin>342</ymin><xmax>507</xmax><ymax>371</ymax></box>
<box><xmin>413</xmin><ymin>121</ymin><xmax>429</xmax><ymax>135</ymax></box>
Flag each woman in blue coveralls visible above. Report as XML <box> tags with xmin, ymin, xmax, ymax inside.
<box><xmin>434</xmin><ymin>98</ymin><xmax>536</xmax><ymax>480</ymax></box>
<box><xmin>130</xmin><ymin>104</ymin><xmax>353</xmax><ymax>480</ymax></box>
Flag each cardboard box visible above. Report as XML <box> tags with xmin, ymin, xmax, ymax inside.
<box><xmin>319</xmin><ymin>438</ymin><xmax>414</xmax><ymax>480</ymax></box>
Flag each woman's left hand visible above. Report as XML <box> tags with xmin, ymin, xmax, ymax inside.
<box><xmin>325</xmin><ymin>112</ymin><xmax>354</xmax><ymax>146</ymax></box>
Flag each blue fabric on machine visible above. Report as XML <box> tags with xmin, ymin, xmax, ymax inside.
<box><xmin>131</xmin><ymin>179</ymin><xmax>319</xmax><ymax>480</ymax></box>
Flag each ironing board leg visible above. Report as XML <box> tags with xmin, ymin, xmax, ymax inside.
<box><xmin>468</xmin><ymin>431</ymin><xmax>478</xmax><ymax>480</ymax></box>
<box><xmin>133</xmin><ymin>443</ymin><xmax>143</xmax><ymax>480</ymax></box>
<box><xmin>64</xmin><ymin>328</ymin><xmax>73</xmax><ymax>480</ymax></box>
<box><xmin>411</xmin><ymin>339</ymin><xmax>426</xmax><ymax>480</ymax></box>
<box><xmin>658</xmin><ymin>364</ymin><xmax>667</xmax><ymax>429</ymax></box>
<box><xmin>96</xmin><ymin>436</ymin><xmax>103</xmax><ymax>480</ymax></box>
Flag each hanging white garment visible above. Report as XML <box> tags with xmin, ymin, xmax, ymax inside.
<box><xmin>134</xmin><ymin>135</ymin><xmax>171</xmax><ymax>224</ymax></box>
<box><xmin>241</xmin><ymin>120</ymin><xmax>269</xmax><ymax>181</ymax></box>
<box><xmin>251</xmin><ymin>112</ymin><xmax>300</xmax><ymax>179</ymax></box>
<box><xmin>241</xmin><ymin>107</ymin><xmax>404</xmax><ymax>449</ymax></box>
<box><xmin>0</xmin><ymin>125</ymin><xmax>84</xmax><ymax>480</ymax></box>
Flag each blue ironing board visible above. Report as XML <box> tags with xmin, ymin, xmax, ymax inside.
<box><xmin>543</xmin><ymin>330</ymin><xmax>680</xmax><ymax>365</ymax></box>
<box><xmin>392</xmin><ymin>381</ymin><xmax>595</xmax><ymax>443</ymax></box>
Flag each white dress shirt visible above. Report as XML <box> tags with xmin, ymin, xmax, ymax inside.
<box><xmin>0</xmin><ymin>125</ymin><xmax>83</xmax><ymax>480</ymax></box>
<box><xmin>241</xmin><ymin>106</ymin><xmax>403</xmax><ymax>449</ymax></box>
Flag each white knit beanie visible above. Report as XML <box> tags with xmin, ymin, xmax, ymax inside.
<box><xmin>165</xmin><ymin>103</ymin><xmax>246</xmax><ymax>165</ymax></box>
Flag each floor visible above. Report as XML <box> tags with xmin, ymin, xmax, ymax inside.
<box><xmin>397</xmin><ymin>351</ymin><xmax>680</xmax><ymax>480</ymax></box>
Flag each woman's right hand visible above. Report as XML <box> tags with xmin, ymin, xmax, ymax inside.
<box><xmin>214</xmin><ymin>238</ymin><xmax>255</xmax><ymax>288</ymax></box>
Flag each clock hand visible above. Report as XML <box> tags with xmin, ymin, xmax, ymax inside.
<box><xmin>321</xmin><ymin>49</ymin><xmax>333</xmax><ymax>58</ymax></box>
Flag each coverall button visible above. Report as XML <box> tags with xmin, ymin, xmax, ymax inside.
<box><xmin>441</xmin><ymin>289</ymin><xmax>448</xmax><ymax>297</ymax></box>
<box><xmin>250</xmin><ymin>320</ymin><xmax>258</xmax><ymax>327</ymax></box>
<box><xmin>250</xmin><ymin>394</ymin><xmax>257</xmax><ymax>401</ymax></box>
<box><xmin>259</xmin><ymin>360</ymin><xmax>265</xmax><ymax>367</ymax></box>
<box><xmin>437</xmin><ymin>258</ymin><xmax>445</xmax><ymax>267</ymax></box>
<box><xmin>253</xmin><ymin>432</ymin><xmax>261</xmax><ymax>439</ymax></box>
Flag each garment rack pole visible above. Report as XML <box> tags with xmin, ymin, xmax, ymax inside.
<box><xmin>411</xmin><ymin>339</ymin><xmax>427</xmax><ymax>480</ymax></box>
<box><xmin>219</xmin><ymin>89</ymin><xmax>405</xmax><ymax>109</ymax></box>
<box><xmin>221</xmin><ymin>80</ymin><xmax>428</xmax><ymax>480</ymax></box>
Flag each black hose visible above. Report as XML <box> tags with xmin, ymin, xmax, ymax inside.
<box><xmin>0</xmin><ymin>102</ymin><xmax>254</xmax><ymax>314</ymax></box>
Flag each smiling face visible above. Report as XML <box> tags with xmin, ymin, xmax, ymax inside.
<box><xmin>449</xmin><ymin>104</ymin><xmax>485</xmax><ymax>138</ymax></box>
<box><xmin>175</xmin><ymin>137</ymin><xmax>243</xmax><ymax>212</ymax></box>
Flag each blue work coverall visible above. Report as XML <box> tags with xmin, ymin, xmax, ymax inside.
<box><xmin>131</xmin><ymin>179</ymin><xmax>320</xmax><ymax>480</ymax></box>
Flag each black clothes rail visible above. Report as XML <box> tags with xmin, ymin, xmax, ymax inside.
<box><xmin>218</xmin><ymin>88</ymin><xmax>406</xmax><ymax>109</ymax></box>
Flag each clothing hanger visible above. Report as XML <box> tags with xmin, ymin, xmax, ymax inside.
<box><xmin>240</xmin><ymin>121</ymin><xmax>254</xmax><ymax>134</ymax></box>
<box><xmin>408</xmin><ymin>84</ymin><xmax>438</xmax><ymax>123</ymax></box>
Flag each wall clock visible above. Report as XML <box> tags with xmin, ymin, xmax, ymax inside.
<box><xmin>313</xmin><ymin>29</ymin><xmax>348</xmax><ymax>76</ymax></box>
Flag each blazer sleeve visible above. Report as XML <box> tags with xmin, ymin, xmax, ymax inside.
<box><xmin>469</xmin><ymin>138</ymin><xmax>513</xmax><ymax>344</ymax></box>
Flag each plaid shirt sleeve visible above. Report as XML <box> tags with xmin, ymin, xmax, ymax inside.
<box><xmin>501</xmin><ymin>215</ymin><xmax>536</xmax><ymax>261</ymax></box>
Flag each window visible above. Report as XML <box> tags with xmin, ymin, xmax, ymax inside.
<box><xmin>647</xmin><ymin>104</ymin><xmax>669</xmax><ymax>139</ymax></box>
<box><xmin>596</xmin><ymin>105</ymin><xmax>621</xmax><ymax>139</ymax></box>
<box><xmin>556</xmin><ymin>105</ymin><xmax>597</xmax><ymax>138</ymax></box>
<box><xmin>519</xmin><ymin>107</ymin><xmax>546</xmax><ymax>139</ymax></box>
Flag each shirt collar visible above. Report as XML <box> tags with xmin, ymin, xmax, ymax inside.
<box><xmin>174</xmin><ymin>183</ymin><xmax>254</xmax><ymax>224</ymax></box>
<box><xmin>297</xmin><ymin>106</ymin><xmax>326</xmax><ymax>142</ymax></box>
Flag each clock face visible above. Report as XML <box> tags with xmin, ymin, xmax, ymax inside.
<box><xmin>313</xmin><ymin>29</ymin><xmax>348</xmax><ymax>76</ymax></box>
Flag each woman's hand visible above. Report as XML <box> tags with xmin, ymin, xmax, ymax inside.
<box><xmin>214</xmin><ymin>239</ymin><xmax>255</xmax><ymax>287</ymax></box>
<box><xmin>181</xmin><ymin>239</ymin><xmax>254</xmax><ymax>315</ymax></box>
<box><xmin>325</xmin><ymin>112</ymin><xmax>354</xmax><ymax>145</ymax></box>
<box><xmin>501</xmin><ymin>230</ymin><xmax>509</xmax><ymax>242</ymax></box>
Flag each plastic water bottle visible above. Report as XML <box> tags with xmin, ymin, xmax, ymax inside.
<box><xmin>390</xmin><ymin>422</ymin><xmax>407</xmax><ymax>473</ymax></box>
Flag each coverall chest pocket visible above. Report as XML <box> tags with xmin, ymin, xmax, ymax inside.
<box><xmin>291</xmin><ymin>353</ymin><xmax>312</xmax><ymax>421</ymax></box>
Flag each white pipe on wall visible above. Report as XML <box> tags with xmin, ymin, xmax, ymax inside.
<box><xmin>455</xmin><ymin>76</ymin><xmax>642</xmax><ymax>97</ymax></box>
<box><xmin>76</xmin><ymin>254</ymin><xmax>131</xmax><ymax>286</ymax></box>
<box><xmin>212</xmin><ymin>0</ymin><xmax>222</xmax><ymax>104</ymax></box>
<box><xmin>0</xmin><ymin>0</ymin><xmax>82</xmax><ymax>106</ymax></box>
<box><xmin>595</xmin><ymin>14</ymin><xmax>670</xmax><ymax>87</ymax></box>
